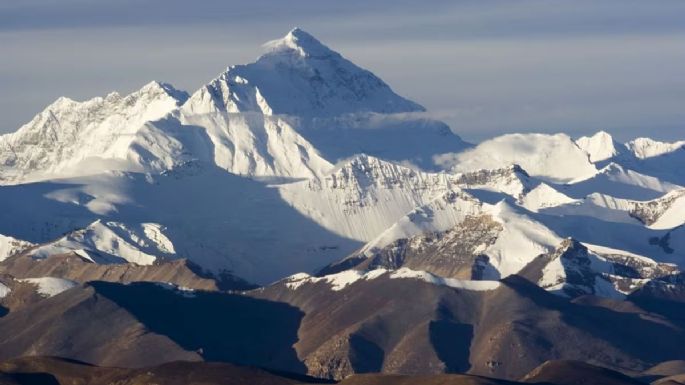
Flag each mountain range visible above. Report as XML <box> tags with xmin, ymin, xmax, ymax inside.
<box><xmin>0</xmin><ymin>28</ymin><xmax>684</xmax><ymax>383</ymax></box>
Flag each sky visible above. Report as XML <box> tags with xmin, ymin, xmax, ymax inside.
<box><xmin>1</xmin><ymin>0</ymin><xmax>684</xmax><ymax>142</ymax></box>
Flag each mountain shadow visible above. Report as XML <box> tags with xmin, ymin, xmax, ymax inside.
<box><xmin>89</xmin><ymin>281</ymin><xmax>307</xmax><ymax>374</ymax></box>
<box><xmin>348</xmin><ymin>334</ymin><xmax>384</xmax><ymax>373</ymax></box>
<box><xmin>429</xmin><ymin>320</ymin><xmax>473</xmax><ymax>373</ymax></box>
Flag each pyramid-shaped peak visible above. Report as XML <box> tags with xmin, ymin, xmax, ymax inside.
<box><xmin>576</xmin><ymin>130</ymin><xmax>620</xmax><ymax>163</ymax></box>
<box><xmin>592</xmin><ymin>130</ymin><xmax>613</xmax><ymax>139</ymax></box>
<box><xmin>262</xmin><ymin>27</ymin><xmax>336</xmax><ymax>58</ymax></box>
<box><xmin>189</xmin><ymin>28</ymin><xmax>425</xmax><ymax>117</ymax></box>
<box><xmin>134</xmin><ymin>81</ymin><xmax>188</xmax><ymax>103</ymax></box>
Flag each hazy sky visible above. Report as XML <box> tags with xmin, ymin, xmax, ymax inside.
<box><xmin>1</xmin><ymin>0</ymin><xmax>684</xmax><ymax>142</ymax></box>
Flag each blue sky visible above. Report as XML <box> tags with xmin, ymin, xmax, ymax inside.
<box><xmin>1</xmin><ymin>0</ymin><xmax>684</xmax><ymax>141</ymax></box>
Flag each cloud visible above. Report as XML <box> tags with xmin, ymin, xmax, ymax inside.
<box><xmin>1</xmin><ymin>0</ymin><xmax>684</xmax><ymax>142</ymax></box>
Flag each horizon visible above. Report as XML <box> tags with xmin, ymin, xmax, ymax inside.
<box><xmin>2</xmin><ymin>0</ymin><xmax>684</xmax><ymax>142</ymax></box>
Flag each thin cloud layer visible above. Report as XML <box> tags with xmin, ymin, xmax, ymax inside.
<box><xmin>1</xmin><ymin>0</ymin><xmax>684</xmax><ymax>141</ymax></box>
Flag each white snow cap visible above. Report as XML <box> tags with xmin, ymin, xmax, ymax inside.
<box><xmin>576</xmin><ymin>131</ymin><xmax>620</xmax><ymax>163</ymax></box>
<box><xmin>263</xmin><ymin>27</ymin><xmax>335</xmax><ymax>58</ymax></box>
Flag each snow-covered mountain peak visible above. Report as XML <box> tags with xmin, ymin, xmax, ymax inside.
<box><xmin>184</xmin><ymin>29</ymin><xmax>424</xmax><ymax>118</ymax></box>
<box><xmin>262</xmin><ymin>27</ymin><xmax>334</xmax><ymax>59</ymax></box>
<box><xmin>531</xmin><ymin>238</ymin><xmax>680</xmax><ymax>299</ymax></box>
<box><xmin>444</xmin><ymin>133</ymin><xmax>598</xmax><ymax>183</ymax></box>
<box><xmin>0</xmin><ymin>81</ymin><xmax>188</xmax><ymax>184</ymax></box>
<box><xmin>136</xmin><ymin>80</ymin><xmax>190</xmax><ymax>103</ymax></box>
<box><xmin>626</xmin><ymin>137</ymin><xmax>685</xmax><ymax>159</ymax></box>
<box><xmin>454</xmin><ymin>164</ymin><xmax>535</xmax><ymax>199</ymax></box>
<box><xmin>576</xmin><ymin>130</ymin><xmax>622</xmax><ymax>163</ymax></box>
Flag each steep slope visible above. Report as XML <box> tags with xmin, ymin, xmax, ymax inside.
<box><xmin>1</xmin><ymin>28</ymin><xmax>467</xmax><ymax>185</ymax></box>
<box><xmin>0</xmin><ymin>82</ymin><xmax>188</xmax><ymax>184</ymax></box>
<box><xmin>518</xmin><ymin>238</ymin><xmax>678</xmax><ymax>299</ymax></box>
<box><xmin>186</xmin><ymin>28</ymin><xmax>424</xmax><ymax>118</ymax></box>
<box><xmin>454</xmin><ymin>165</ymin><xmax>537</xmax><ymax>201</ymax></box>
<box><xmin>278</xmin><ymin>155</ymin><xmax>463</xmax><ymax>241</ymax></box>
<box><xmin>176</xmin><ymin>28</ymin><xmax>468</xmax><ymax>173</ymax></box>
<box><xmin>576</xmin><ymin>131</ymin><xmax>624</xmax><ymax>163</ymax></box>
<box><xmin>1</xmin><ymin>273</ymin><xmax>684</xmax><ymax>382</ymax></box>
<box><xmin>253</xmin><ymin>271</ymin><xmax>685</xmax><ymax>380</ymax></box>
<box><xmin>581</xmin><ymin>190</ymin><xmax>685</xmax><ymax>229</ymax></box>
<box><xmin>20</xmin><ymin>220</ymin><xmax>176</xmax><ymax>265</ymax></box>
<box><xmin>0</xmin><ymin>235</ymin><xmax>33</xmax><ymax>262</ymax></box>
<box><xmin>325</xmin><ymin>215</ymin><xmax>504</xmax><ymax>280</ymax></box>
<box><xmin>0</xmin><ymin>167</ymin><xmax>363</xmax><ymax>284</ymax></box>
<box><xmin>343</xmin><ymin>199</ymin><xmax>561</xmax><ymax>280</ymax></box>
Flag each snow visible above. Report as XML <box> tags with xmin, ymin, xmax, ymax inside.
<box><xmin>0</xmin><ymin>28</ymin><xmax>682</xmax><ymax>289</ymax></box>
<box><xmin>454</xmin><ymin>165</ymin><xmax>535</xmax><ymax>199</ymax></box>
<box><xmin>537</xmin><ymin>240</ymin><xmax>672</xmax><ymax>299</ymax></box>
<box><xmin>441</xmin><ymin>133</ymin><xmax>597</xmax><ymax>183</ymax></box>
<box><xmin>483</xmin><ymin>201</ymin><xmax>561</xmax><ymax>277</ymax></box>
<box><xmin>649</xmin><ymin>190</ymin><xmax>685</xmax><ymax>229</ymax></box>
<box><xmin>0</xmin><ymin>282</ymin><xmax>10</xmax><ymax>298</ymax></box>
<box><xmin>626</xmin><ymin>137</ymin><xmax>685</xmax><ymax>159</ymax></box>
<box><xmin>213</xmin><ymin>27</ymin><xmax>425</xmax><ymax>118</ymax></box>
<box><xmin>563</xmin><ymin>162</ymin><xmax>682</xmax><ymax>200</ymax></box>
<box><xmin>356</xmin><ymin>191</ymin><xmax>484</xmax><ymax>256</ymax></box>
<box><xmin>389</xmin><ymin>268</ymin><xmax>500</xmax><ymax>291</ymax></box>
<box><xmin>30</xmin><ymin>220</ymin><xmax>174</xmax><ymax>265</ymax></box>
<box><xmin>0</xmin><ymin>81</ymin><xmax>188</xmax><ymax>184</ymax></box>
<box><xmin>0</xmin><ymin>234</ymin><xmax>34</xmax><ymax>261</ymax></box>
<box><xmin>575</xmin><ymin>131</ymin><xmax>621</xmax><ymax>163</ymax></box>
<box><xmin>20</xmin><ymin>277</ymin><xmax>78</xmax><ymax>297</ymax></box>
<box><xmin>283</xmin><ymin>267</ymin><xmax>499</xmax><ymax>291</ymax></box>
<box><xmin>356</xmin><ymin>197</ymin><xmax>561</xmax><ymax>279</ymax></box>
<box><xmin>283</xmin><ymin>269</ymin><xmax>388</xmax><ymax>291</ymax></box>
<box><xmin>156</xmin><ymin>282</ymin><xmax>197</xmax><ymax>298</ymax></box>
<box><xmin>278</xmin><ymin>155</ymin><xmax>463</xmax><ymax>241</ymax></box>
<box><xmin>521</xmin><ymin>183</ymin><xmax>579</xmax><ymax>211</ymax></box>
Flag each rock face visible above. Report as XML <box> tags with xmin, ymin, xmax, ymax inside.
<box><xmin>0</xmin><ymin>268</ymin><xmax>684</xmax><ymax>381</ymax></box>
<box><xmin>325</xmin><ymin>215</ymin><xmax>503</xmax><ymax>280</ymax></box>
<box><xmin>0</xmin><ymin>27</ymin><xmax>685</xmax><ymax>383</ymax></box>
<box><xmin>519</xmin><ymin>238</ymin><xmax>678</xmax><ymax>299</ymax></box>
<box><xmin>252</xmin><ymin>271</ymin><xmax>685</xmax><ymax>380</ymax></box>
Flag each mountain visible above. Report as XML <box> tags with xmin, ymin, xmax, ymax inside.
<box><xmin>1</xmin><ymin>275</ymin><xmax>684</xmax><ymax>381</ymax></box>
<box><xmin>626</xmin><ymin>137</ymin><xmax>685</xmax><ymax>160</ymax></box>
<box><xmin>0</xmin><ymin>357</ymin><xmax>325</xmax><ymax>385</ymax></box>
<box><xmin>0</xmin><ymin>356</ymin><xmax>658</xmax><ymax>385</ymax></box>
<box><xmin>0</xmin><ymin>28</ymin><xmax>684</xmax><ymax>383</ymax></box>
<box><xmin>438</xmin><ymin>133</ymin><xmax>598</xmax><ymax>183</ymax></box>
<box><xmin>0</xmin><ymin>82</ymin><xmax>188</xmax><ymax>184</ymax></box>
<box><xmin>521</xmin><ymin>360</ymin><xmax>646</xmax><ymax>385</ymax></box>
<box><xmin>190</xmin><ymin>28</ymin><xmax>424</xmax><ymax>118</ymax></box>
<box><xmin>576</xmin><ymin>131</ymin><xmax>624</xmax><ymax>163</ymax></box>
